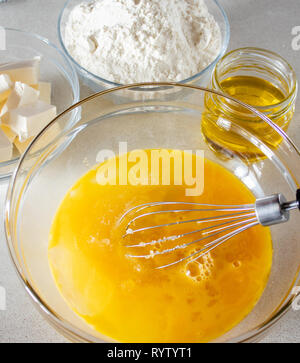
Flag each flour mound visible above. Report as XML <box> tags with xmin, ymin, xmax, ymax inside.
<box><xmin>65</xmin><ymin>0</ymin><xmax>222</xmax><ymax>84</ymax></box>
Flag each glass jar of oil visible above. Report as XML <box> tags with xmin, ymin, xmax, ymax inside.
<box><xmin>202</xmin><ymin>47</ymin><xmax>298</xmax><ymax>160</ymax></box>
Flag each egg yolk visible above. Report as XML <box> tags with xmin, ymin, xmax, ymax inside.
<box><xmin>48</xmin><ymin>150</ymin><xmax>272</xmax><ymax>343</ymax></box>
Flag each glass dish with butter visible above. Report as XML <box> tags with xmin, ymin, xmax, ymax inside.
<box><xmin>0</xmin><ymin>28</ymin><xmax>79</xmax><ymax>179</ymax></box>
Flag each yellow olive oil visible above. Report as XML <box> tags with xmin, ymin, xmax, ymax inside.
<box><xmin>202</xmin><ymin>75</ymin><xmax>295</xmax><ymax>160</ymax></box>
<box><xmin>220</xmin><ymin>76</ymin><xmax>286</xmax><ymax>107</ymax></box>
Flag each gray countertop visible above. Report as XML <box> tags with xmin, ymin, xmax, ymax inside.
<box><xmin>0</xmin><ymin>0</ymin><xmax>300</xmax><ymax>343</ymax></box>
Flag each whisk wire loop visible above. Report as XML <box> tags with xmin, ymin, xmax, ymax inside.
<box><xmin>120</xmin><ymin>191</ymin><xmax>300</xmax><ymax>269</ymax></box>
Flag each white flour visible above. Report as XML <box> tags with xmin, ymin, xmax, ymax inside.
<box><xmin>65</xmin><ymin>0</ymin><xmax>221</xmax><ymax>84</ymax></box>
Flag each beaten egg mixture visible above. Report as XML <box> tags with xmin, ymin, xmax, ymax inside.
<box><xmin>48</xmin><ymin>150</ymin><xmax>272</xmax><ymax>342</ymax></box>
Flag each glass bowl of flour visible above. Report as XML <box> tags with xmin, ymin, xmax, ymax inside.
<box><xmin>58</xmin><ymin>0</ymin><xmax>230</xmax><ymax>92</ymax></box>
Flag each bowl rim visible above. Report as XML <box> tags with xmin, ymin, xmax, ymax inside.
<box><xmin>58</xmin><ymin>0</ymin><xmax>231</xmax><ymax>87</ymax></box>
<box><xmin>0</xmin><ymin>27</ymin><xmax>80</xmax><ymax>178</ymax></box>
<box><xmin>5</xmin><ymin>82</ymin><xmax>300</xmax><ymax>343</ymax></box>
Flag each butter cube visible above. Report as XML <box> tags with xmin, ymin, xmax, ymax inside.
<box><xmin>0</xmin><ymin>74</ymin><xmax>12</xmax><ymax>103</ymax></box>
<box><xmin>1</xmin><ymin>82</ymin><xmax>40</xmax><ymax>117</ymax></box>
<box><xmin>31</xmin><ymin>82</ymin><xmax>52</xmax><ymax>104</ymax></box>
<box><xmin>0</xmin><ymin>99</ymin><xmax>6</xmax><ymax>114</ymax></box>
<box><xmin>14</xmin><ymin>122</ymin><xmax>61</xmax><ymax>155</ymax></box>
<box><xmin>14</xmin><ymin>136</ymin><xmax>34</xmax><ymax>155</ymax></box>
<box><xmin>0</xmin><ymin>124</ymin><xmax>17</xmax><ymax>143</ymax></box>
<box><xmin>1</xmin><ymin>82</ymin><xmax>40</xmax><ymax>116</ymax></box>
<box><xmin>0</xmin><ymin>57</ymin><xmax>40</xmax><ymax>85</ymax></box>
<box><xmin>0</xmin><ymin>127</ymin><xmax>13</xmax><ymax>161</ymax></box>
<box><xmin>3</xmin><ymin>100</ymin><xmax>57</xmax><ymax>142</ymax></box>
<box><xmin>37</xmin><ymin>82</ymin><xmax>52</xmax><ymax>104</ymax></box>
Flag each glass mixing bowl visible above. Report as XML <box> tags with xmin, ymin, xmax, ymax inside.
<box><xmin>5</xmin><ymin>84</ymin><xmax>300</xmax><ymax>343</ymax></box>
<box><xmin>58</xmin><ymin>0</ymin><xmax>230</xmax><ymax>92</ymax></box>
<box><xmin>0</xmin><ymin>28</ymin><xmax>80</xmax><ymax>180</ymax></box>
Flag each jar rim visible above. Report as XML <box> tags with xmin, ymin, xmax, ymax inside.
<box><xmin>214</xmin><ymin>47</ymin><xmax>298</xmax><ymax>110</ymax></box>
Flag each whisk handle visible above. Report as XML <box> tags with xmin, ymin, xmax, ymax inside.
<box><xmin>280</xmin><ymin>189</ymin><xmax>300</xmax><ymax>213</ymax></box>
<box><xmin>297</xmin><ymin>189</ymin><xmax>300</xmax><ymax>210</ymax></box>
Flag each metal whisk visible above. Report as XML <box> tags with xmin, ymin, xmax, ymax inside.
<box><xmin>120</xmin><ymin>190</ymin><xmax>300</xmax><ymax>269</ymax></box>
